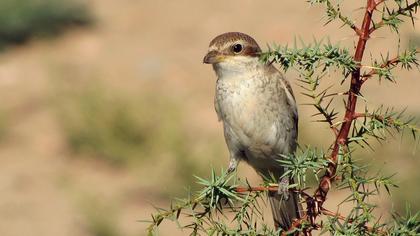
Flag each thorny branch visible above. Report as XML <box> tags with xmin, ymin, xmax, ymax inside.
<box><xmin>313</xmin><ymin>0</ymin><xmax>380</xmax><ymax>214</ymax></box>
<box><xmin>324</xmin><ymin>0</ymin><xmax>363</xmax><ymax>36</ymax></box>
<box><xmin>234</xmin><ymin>185</ymin><xmax>386</xmax><ymax>235</ymax></box>
<box><xmin>361</xmin><ymin>55</ymin><xmax>401</xmax><ymax>82</ymax></box>
<box><xmin>361</xmin><ymin>49</ymin><xmax>419</xmax><ymax>82</ymax></box>
<box><xmin>293</xmin><ymin>0</ymin><xmax>419</xmax><ymax>233</ymax></box>
<box><xmin>369</xmin><ymin>0</ymin><xmax>420</xmax><ymax>34</ymax></box>
<box><xmin>353</xmin><ymin>112</ymin><xmax>420</xmax><ymax>133</ymax></box>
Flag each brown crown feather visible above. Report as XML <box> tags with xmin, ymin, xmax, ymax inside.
<box><xmin>209</xmin><ymin>32</ymin><xmax>259</xmax><ymax>47</ymax></box>
<box><xmin>208</xmin><ymin>32</ymin><xmax>261</xmax><ymax>57</ymax></box>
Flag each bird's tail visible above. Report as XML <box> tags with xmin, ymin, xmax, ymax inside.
<box><xmin>268</xmin><ymin>179</ymin><xmax>301</xmax><ymax>231</ymax></box>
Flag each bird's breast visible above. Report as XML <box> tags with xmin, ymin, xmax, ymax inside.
<box><xmin>216</xmin><ymin>74</ymin><xmax>285</xmax><ymax>149</ymax></box>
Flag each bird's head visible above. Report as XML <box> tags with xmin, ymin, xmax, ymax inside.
<box><xmin>203</xmin><ymin>32</ymin><xmax>262</xmax><ymax>75</ymax></box>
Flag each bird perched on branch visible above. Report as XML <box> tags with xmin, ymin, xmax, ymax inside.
<box><xmin>203</xmin><ymin>32</ymin><xmax>301</xmax><ymax>230</ymax></box>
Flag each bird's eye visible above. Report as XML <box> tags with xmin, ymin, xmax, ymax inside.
<box><xmin>232</xmin><ymin>44</ymin><xmax>243</xmax><ymax>54</ymax></box>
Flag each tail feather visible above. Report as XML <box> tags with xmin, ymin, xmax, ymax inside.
<box><xmin>268</xmin><ymin>182</ymin><xmax>301</xmax><ymax>231</ymax></box>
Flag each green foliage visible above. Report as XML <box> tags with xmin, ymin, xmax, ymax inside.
<box><xmin>308</xmin><ymin>0</ymin><xmax>358</xmax><ymax>31</ymax></box>
<box><xmin>148</xmin><ymin>0</ymin><xmax>420</xmax><ymax>235</ymax></box>
<box><xmin>0</xmin><ymin>0</ymin><xmax>91</xmax><ymax>48</ymax></box>
<box><xmin>279</xmin><ymin>147</ymin><xmax>329</xmax><ymax>187</ymax></box>
<box><xmin>146</xmin><ymin>169</ymin><xmax>287</xmax><ymax>236</ymax></box>
<box><xmin>367</xmin><ymin>47</ymin><xmax>419</xmax><ymax>82</ymax></box>
<box><xmin>261</xmin><ymin>40</ymin><xmax>356</xmax><ymax>76</ymax></box>
<box><xmin>351</xmin><ymin>106</ymin><xmax>420</xmax><ymax>148</ymax></box>
<box><xmin>389</xmin><ymin>206</ymin><xmax>420</xmax><ymax>235</ymax></box>
<box><xmin>375</xmin><ymin>0</ymin><xmax>420</xmax><ymax>33</ymax></box>
<box><xmin>322</xmin><ymin>207</ymin><xmax>385</xmax><ymax>235</ymax></box>
<box><xmin>195</xmin><ymin>169</ymin><xmax>245</xmax><ymax>209</ymax></box>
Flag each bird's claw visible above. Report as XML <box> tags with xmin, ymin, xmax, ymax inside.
<box><xmin>278</xmin><ymin>176</ymin><xmax>290</xmax><ymax>200</ymax></box>
<box><xmin>227</xmin><ymin>159</ymin><xmax>238</xmax><ymax>174</ymax></box>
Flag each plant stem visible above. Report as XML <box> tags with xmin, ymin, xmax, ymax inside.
<box><xmin>314</xmin><ymin>0</ymin><xmax>377</xmax><ymax>209</ymax></box>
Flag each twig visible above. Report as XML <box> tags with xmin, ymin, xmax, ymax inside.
<box><xmin>360</xmin><ymin>55</ymin><xmax>400</xmax><ymax>82</ymax></box>
<box><xmin>369</xmin><ymin>0</ymin><xmax>420</xmax><ymax>34</ymax></box>
<box><xmin>325</xmin><ymin>0</ymin><xmax>363</xmax><ymax>36</ymax></box>
<box><xmin>361</xmin><ymin>48</ymin><xmax>419</xmax><ymax>82</ymax></box>
<box><xmin>314</xmin><ymin>103</ymin><xmax>340</xmax><ymax>137</ymax></box>
<box><xmin>353</xmin><ymin>112</ymin><xmax>420</xmax><ymax>132</ymax></box>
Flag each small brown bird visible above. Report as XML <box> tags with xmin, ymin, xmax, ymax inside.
<box><xmin>203</xmin><ymin>32</ymin><xmax>300</xmax><ymax>230</ymax></box>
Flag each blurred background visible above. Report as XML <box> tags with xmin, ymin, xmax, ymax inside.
<box><xmin>0</xmin><ymin>0</ymin><xmax>419</xmax><ymax>235</ymax></box>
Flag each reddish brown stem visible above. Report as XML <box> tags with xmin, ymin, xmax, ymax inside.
<box><xmin>313</xmin><ymin>0</ymin><xmax>377</xmax><ymax>212</ymax></box>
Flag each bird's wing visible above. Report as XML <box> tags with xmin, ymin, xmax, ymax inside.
<box><xmin>279</xmin><ymin>75</ymin><xmax>298</xmax><ymax>125</ymax></box>
<box><xmin>268</xmin><ymin>69</ymin><xmax>302</xmax><ymax>231</ymax></box>
<box><xmin>262</xmin><ymin>68</ymin><xmax>299</xmax><ymax>157</ymax></box>
<box><xmin>214</xmin><ymin>95</ymin><xmax>222</xmax><ymax>121</ymax></box>
<box><xmin>214</xmin><ymin>98</ymin><xmax>222</xmax><ymax>121</ymax></box>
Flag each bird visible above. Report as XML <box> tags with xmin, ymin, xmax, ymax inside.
<box><xmin>203</xmin><ymin>32</ymin><xmax>301</xmax><ymax>231</ymax></box>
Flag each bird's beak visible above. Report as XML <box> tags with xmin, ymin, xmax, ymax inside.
<box><xmin>203</xmin><ymin>50</ymin><xmax>224</xmax><ymax>64</ymax></box>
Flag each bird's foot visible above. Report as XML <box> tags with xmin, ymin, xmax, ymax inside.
<box><xmin>278</xmin><ymin>176</ymin><xmax>290</xmax><ymax>200</ymax></box>
<box><xmin>227</xmin><ymin>158</ymin><xmax>238</xmax><ymax>174</ymax></box>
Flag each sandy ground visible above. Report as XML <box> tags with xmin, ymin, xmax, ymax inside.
<box><xmin>0</xmin><ymin>0</ymin><xmax>418</xmax><ymax>235</ymax></box>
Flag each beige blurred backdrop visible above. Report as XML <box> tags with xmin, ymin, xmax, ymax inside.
<box><xmin>0</xmin><ymin>0</ymin><xmax>419</xmax><ymax>235</ymax></box>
